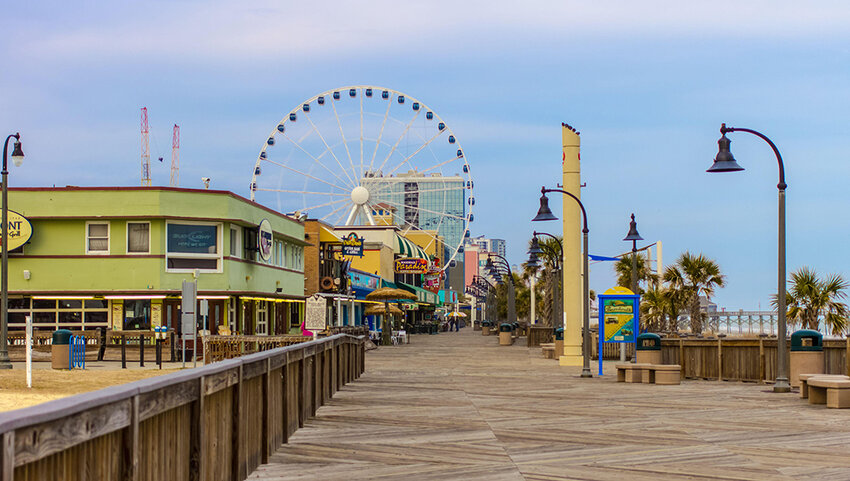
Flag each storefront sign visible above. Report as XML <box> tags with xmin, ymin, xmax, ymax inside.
<box><xmin>342</xmin><ymin>232</ymin><xmax>364</xmax><ymax>257</ymax></box>
<box><xmin>167</xmin><ymin>224</ymin><xmax>218</xmax><ymax>254</ymax></box>
<box><xmin>305</xmin><ymin>294</ymin><xmax>327</xmax><ymax>331</ymax></box>
<box><xmin>258</xmin><ymin>219</ymin><xmax>273</xmax><ymax>261</ymax></box>
<box><xmin>395</xmin><ymin>258</ymin><xmax>428</xmax><ymax>274</ymax></box>
<box><xmin>349</xmin><ymin>270</ymin><xmax>378</xmax><ymax>290</ymax></box>
<box><xmin>1</xmin><ymin>211</ymin><xmax>32</xmax><ymax>252</ymax></box>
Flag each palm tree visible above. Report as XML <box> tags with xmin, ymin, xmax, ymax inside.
<box><xmin>614</xmin><ymin>252</ymin><xmax>654</xmax><ymax>293</ymax></box>
<box><xmin>663</xmin><ymin>252</ymin><xmax>725</xmax><ymax>334</ymax></box>
<box><xmin>773</xmin><ymin>267</ymin><xmax>849</xmax><ymax>335</ymax></box>
<box><xmin>640</xmin><ymin>284</ymin><xmax>668</xmax><ymax>332</ymax></box>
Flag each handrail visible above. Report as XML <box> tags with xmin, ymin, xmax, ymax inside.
<box><xmin>0</xmin><ymin>332</ymin><xmax>367</xmax><ymax>480</ymax></box>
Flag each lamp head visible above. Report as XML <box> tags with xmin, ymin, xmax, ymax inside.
<box><xmin>623</xmin><ymin>213</ymin><xmax>643</xmax><ymax>242</ymax></box>
<box><xmin>526</xmin><ymin>252</ymin><xmax>541</xmax><ymax>268</ymax></box>
<box><xmin>707</xmin><ymin>124</ymin><xmax>744</xmax><ymax>173</ymax></box>
<box><xmin>532</xmin><ymin>188</ymin><xmax>558</xmax><ymax>221</ymax></box>
<box><xmin>10</xmin><ymin>134</ymin><xmax>24</xmax><ymax>167</ymax></box>
<box><xmin>528</xmin><ymin>236</ymin><xmax>543</xmax><ymax>255</ymax></box>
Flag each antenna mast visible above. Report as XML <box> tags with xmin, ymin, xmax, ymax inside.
<box><xmin>141</xmin><ymin>107</ymin><xmax>151</xmax><ymax>186</ymax></box>
<box><xmin>170</xmin><ymin>124</ymin><xmax>180</xmax><ymax>187</ymax></box>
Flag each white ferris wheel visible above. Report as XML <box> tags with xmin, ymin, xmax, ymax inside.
<box><xmin>250</xmin><ymin>85</ymin><xmax>474</xmax><ymax>271</ymax></box>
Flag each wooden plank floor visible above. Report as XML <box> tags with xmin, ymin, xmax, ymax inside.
<box><xmin>250</xmin><ymin>328</ymin><xmax>850</xmax><ymax>480</ymax></box>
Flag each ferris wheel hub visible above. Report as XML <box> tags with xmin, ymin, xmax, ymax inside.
<box><xmin>351</xmin><ymin>185</ymin><xmax>370</xmax><ymax>206</ymax></box>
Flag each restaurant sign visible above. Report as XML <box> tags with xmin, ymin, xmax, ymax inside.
<box><xmin>395</xmin><ymin>258</ymin><xmax>428</xmax><ymax>274</ymax></box>
<box><xmin>1</xmin><ymin>211</ymin><xmax>32</xmax><ymax>252</ymax></box>
<box><xmin>258</xmin><ymin>219</ymin><xmax>273</xmax><ymax>262</ymax></box>
<box><xmin>341</xmin><ymin>232</ymin><xmax>364</xmax><ymax>257</ymax></box>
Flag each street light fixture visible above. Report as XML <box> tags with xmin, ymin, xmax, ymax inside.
<box><xmin>529</xmin><ymin>231</ymin><xmax>564</xmax><ymax>330</ymax></box>
<box><xmin>622</xmin><ymin>213</ymin><xmax>644</xmax><ymax>363</ymax></box>
<box><xmin>488</xmin><ymin>254</ymin><xmax>515</xmax><ymax>324</ymax></box>
<box><xmin>707</xmin><ymin>123</ymin><xmax>790</xmax><ymax>393</ymax></box>
<box><xmin>0</xmin><ymin>133</ymin><xmax>24</xmax><ymax>369</ymax></box>
<box><xmin>533</xmin><ymin>186</ymin><xmax>592</xmax><ymax>378</ymax></box>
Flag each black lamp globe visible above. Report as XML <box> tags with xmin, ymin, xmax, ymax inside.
<box><xmin>532</xmin><ymin>189</ymin><xmax>558</xmax><ymax>222</ymax></box>
<box><xmin>623</xmin><ymin>213</ymin><xmax>643</xmax><ymax>242</ymax></box>
<box><xmin>526</xmin><ymin>252</ymin><xmax>540</xmax><ymax>268</ymax></box>
<box><xmin>707</xmin><ymin>125</ymin><xmax>744</xmax><ymax>173</ymax></box>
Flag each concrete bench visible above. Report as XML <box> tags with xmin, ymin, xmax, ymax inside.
<box><xmin>616</xmin><ymin>363</ymin><xmax>681</xmax><ymax>385</ymax></box>
<box><xmin>807</xmin><ymin>377</ymin><xmax>850</xmax><ymax>408</ymax></box>
<box><xmin>799</xmin><ymin>374</ymin><xmax>850</xmax><ymax>399</ymax></box>
<box><xmin>540</xmin><ymin>343</ymin><xmax>556</xmax><ymax>359</ymax></box>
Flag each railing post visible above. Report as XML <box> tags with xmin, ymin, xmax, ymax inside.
<box><xmin>678</xmin><ymin>338</ymin><xmax>685</xmax><ymax>378</ymax></box>
<box><xmin>717</xmin><ymin>338</ymin><xmax>723</xmax><ymax>381</ymax></box>
<box><xmin>261</xmin><ymin>358</ymin><xmax>271</xmax><ymax>464</ymax></box>
<box><xmin>190</xmin><ymin>376</ymin><xmax>205</xmax><ymax>481</ymax></box>
<box><xmin>759</xmin><ymin>338</ymin><xmax>766</xmax><ymax>382</ymax></box>
<box><xmin>1</xmin><ymin>431</ymin><xmax>13</xmax><ymax>481</ymax></box>
<box><xmin>231</xmin><ymin>365</ymin><xmax>244</xmax><ymax>481</ymax></box>
<box><xmin>122</xmin><ymin>395</ymin><xmax>139</xmax><ymax>481</ymax></box>
<box><xmin>281</xmin><ymin>352</ymin><xmax>289</xmax><ymax>444</ymax></box>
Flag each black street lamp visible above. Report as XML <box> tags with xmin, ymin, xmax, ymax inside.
<box><xmin>528</xmin><ymin>231</ymin><xmax>563</xmax><ymax>330</ymax></box>
<box><xmin>0</xmin><ymin>133</ymin><xmax>24</xmax><ymax>369</ymax></box>
<box><xmin>622</xmin><ymin>214</ymin><xmax>644</xmax><ymax>363</ymax></box>
<box><xmin>488</xmin><ymin>254</ymin><xmax>515</xmax><ymax>324</ymax></box>
<box><xmin>708</xmin><ymin>123</ymin><xmax>790</xmax><ymax>393</ymax></box>
<box><xmin>533</xmin><ymin>186</ymin><xmax>592</xmax><ymax>378</ymax></box>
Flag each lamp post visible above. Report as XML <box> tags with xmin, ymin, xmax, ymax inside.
<box><xmin>707</xmin><ymin>123</ymin><xmax>790</xmax><ymax>393</ymax></box>
<box><xmin>623</xmin><ymin>214</ymin><xmax>643</xmax><ymax>362</ymax></box>
<box><xmin>0</xmin><ymin>133</ymin><xmax>24</xmax><ymax>369</ymax></box>
<box><xmin>533</xmin><ymin>186</ymin><xmax>592</xmax><ymax>378</ymax></box>
<box><xmin>486</xmin><ymin>254</ymin><xmax>515</xmax><ymax>324</ymax></box>
<box><xmin>528</xmin><ymin>232</ymin><xmax>563</xmax><ymax>329</ymax></box>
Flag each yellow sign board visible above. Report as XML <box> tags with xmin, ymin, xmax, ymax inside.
<box><xmin>1</xmin><ymin>211</ymin><xmax>32</xmax><ymax>252</ymax></box>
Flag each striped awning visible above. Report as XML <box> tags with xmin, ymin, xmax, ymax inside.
<box><xmin>395</xmin><ymin>234</ymin><xmax>430</xmax><ymax>260</ymax></box>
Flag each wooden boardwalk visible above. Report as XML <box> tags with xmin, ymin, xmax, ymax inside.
<box><xmin>251</xmin><ymin>328</ymin><xmax>850</xmax><ymax>480</ymax></box>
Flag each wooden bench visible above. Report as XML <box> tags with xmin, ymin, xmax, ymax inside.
<box><xmin>807</xmin><ymin>377</ymin><xmax>850</xmax><ymax>408</ymax></box>
<box><xmin>799</xmin><ymin>374</ymin><xmax>849</xmax><ymax>399</ymax></box>
<box><xmin>616</xmin><ymin>363</ymin><xmax>681</xmax><ymax>385</ymax></box>
<box><xmin>540</xmin><ymin>343</ymin><xmax>556</xmax><ymax>359</ymax></box>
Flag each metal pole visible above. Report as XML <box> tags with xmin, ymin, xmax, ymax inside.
<box><xmin>581</xmin><ymin>229</ymin><xmax>592</xmax><ymax>377</ymax></box>
<box><xmin>530</xmin><ymin>274</ymin><xmax>536</xmax><ymax>324</ymax></box>
<box><xmin>0</xmin><ymin>136</ymin><xmax>11</xmax><ymax>369</ymax></box>
<box><xmin>776</xmin><ymin>186</ymin><xmax>790</xmax><ymax>391</ymax></box>
<box><xmin>624</xmin><ymin>241</ymin><xmax>637</xmax><ymax>362</ymax></box>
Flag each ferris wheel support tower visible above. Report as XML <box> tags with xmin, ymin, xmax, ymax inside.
<box><xmin>141</xmin><ymin>107</ymin><xmax>151</xmax><ymax>187</ymax></box>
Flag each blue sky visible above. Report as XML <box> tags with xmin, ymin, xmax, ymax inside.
<box><xmin>2</xmin><ymin>0</ymin><xmax>850</xmax><ymax>310</ymax></box>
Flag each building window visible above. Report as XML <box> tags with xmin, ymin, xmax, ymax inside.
<box><xmin>7</xmin><ymin>297</ymin><xmax>109</xmax><ymax>331</ymax></box>
<box><xmin>127</xmin><ymin>222</ymin><xmax>150</xmax><ymax>254</ymax></box>
<box><xmin>123</xmin><ymin>299</ymin><xmax>152</xmax><ymax>330</ymax></box>
<box><xmin>86</xmin><ymin>222</ymin><xmax>109</xmax><ymax>254</ymax></box>
<box><xmin>230</xmin><ymin>226</ymin><xmax>242</xmax><ymax>257</ymax></box>
<box><xmin>166</xmin><ymin>222</ymin><xmax>222</xmax><ymax>272</ymax></box>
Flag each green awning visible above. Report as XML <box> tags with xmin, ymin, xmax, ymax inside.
<box><xmin>399</xmin><ymin>282</ymin><xmax>440</xmax><ymax>306</ymax></box>
<box><xmin>395</xmin><ymin>234</ymin><xmax>430</xmax><ymax>260</ymax></box>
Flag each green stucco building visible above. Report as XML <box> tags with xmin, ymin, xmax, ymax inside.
<box><xmin>4</xmin><ymin>187</ymin><xmax>307</xmax><ymax>335</ymax></box>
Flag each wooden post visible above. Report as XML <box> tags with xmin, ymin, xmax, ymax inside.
<box><xmin>759</xmin><ymin>338</ymin><xmax>766</xmax><ymax>382</ymax></box>
<box><xmin>140</xmin><ymin>334</ymin><xmax>145</xmax><ymax>367</ymax></box>
<box><xmin>122</xmin><ymin>395</ymin><xmax>139</xmax><ymax>481</ymax></box>
<box><xmin>121</xmin><ymin>334</ymin><xmax>127</xmax><ymax>369</ymax></box>
<box><xmin>189</xmin><ymin>376</ymin><xmax>205</xmax><ymax>481</ymax></box>
<box><xmin>261</xmin><ymin>358</ymin><xmax>271</xmax><ymax>464</ymax></box>
<box><xmin>281</xmin><ymin>353</ymin><xmax>289</xmax><ymax>444</ymax></box>
<box><xmin>845</xmin><ymin>337</ymin><xmax>850</xmax><ymax>377</ymax></box>
<box><xmin>299</xmin><ymin>357</ymin><xmax>308</xmax><ymax>428</ymax></box>
<box><xmin>231</xmin><ymin>366</ymin><xmax>244</xmax><ymax>481</ymax></box>
<box><xmin>1</xmin><ymin>431</ymin><xmax>13</xmax><ymax>481</ymax></box>
<box><xmin>717</xmin><ymin>338</ymin><xmax>723</xmax><ymax>381</ymax></box>
<box><xmin>678</xmin><ymin>338</ymin><xmax>685</xmax><ymax>378</ymax></box>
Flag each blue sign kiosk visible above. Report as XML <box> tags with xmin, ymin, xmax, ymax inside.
<box><xmin>597</xmin><ymin>286</ymin><xmax>640</xmax><ymax>376</ymax></box>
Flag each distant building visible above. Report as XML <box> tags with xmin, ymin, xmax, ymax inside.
<box><xmin>468</xmin><ymin>235</ymin><xmax>505</xmax><ymax>258</ymax></box>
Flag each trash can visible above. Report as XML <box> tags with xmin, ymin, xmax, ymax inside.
<box><xmin>790</xmin><ymin>329</ymin><xmax>824</xmax><ymax>387</ymax></box>
<box><xmin>52</xmin><ymin>329</ymin><xmax>73</xmax><ymax>370</ymax></box>
<box><xmin>482</xmin><ymin>320</ymin><xmax>492</xmax><ymax>336</ymax></box>
<box><xmin>636</xmin><ymin>333</ymin><xmax>662</xmax><ymax>364</ymax></box>
<box><xmin>499</xmin><ymin>323</ymin><xmax>513</xmax><ymax>346</ymax></box>
<box><xmin>554</xmin><ymin>327</ymin><xmax>564</xmax><ymax>361</ymax></box>
<box><xmin>511</xmin><ymin>322</ymin><xmax>519</xmax><ymax>339</ymax></box>
<box><xmin>473</xmin><ymin>320</ymin><xmax>482</xmax><ymax>331</ymax></box>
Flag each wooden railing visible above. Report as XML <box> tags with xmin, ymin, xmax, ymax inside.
<box><xmin>657</xmin><ymin>337</ymin><xmax>849</xmax><ymax>382</ymax></box>
<box><xmin>204</xmin><ymin>335</ymin><xmax>312</xmax><ymax>363</ymax></box>
<box><xmin>526</xmin><ymin>326</ymin><xmax>553</xmax><ymax>347</ymax></box>
<box><xmin>327</xmin><ymin>326</ymin><xmax>368</xmax><ymax>336</ymax></box>
<box><xmin>0</xmin><ymin>333</ymin><xmax>366</xmax><ymax>481</ymax></box>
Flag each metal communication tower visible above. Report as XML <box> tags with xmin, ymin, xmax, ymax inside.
<box><xmin>141</xmin><ymin>107</ymin><xmax>151</xmax><ymax>186</ymax></box>
<box><xmin>170</xmin><ymin>124</ymin><xmax>180</xmax><ymax>187</ymax></box>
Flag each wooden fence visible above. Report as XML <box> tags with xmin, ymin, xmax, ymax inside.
<box><xmin>526</xmin><ymin>326</ymin><xmax>553</xmax><ymax>347</ymax></box>
<box><xmin>0</xmin><ymin>333</ymin><xmax>366</xmax><ymax>481</ymax></box>
<box><xmin>657</xmin><ymin>337</ymin><xmax>850</xmax><ymax>382</ymax></box>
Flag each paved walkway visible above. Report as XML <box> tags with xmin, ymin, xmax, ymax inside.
<box><xmin>251</xmin><ymin>327</ymin><xmax>850</xmax><ymax>480</ymax></box>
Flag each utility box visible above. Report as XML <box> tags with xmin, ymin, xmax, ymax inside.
<box><xmin>52</xmin><ymin>329</ymin><xmax>73</xmax><ymax>370</ymax></box>
<box><xmin>790</xmin><ymin>329</ymin><xmax>824</xmax><ymax>387</ymax></box>
<box><xmin>636</xmin><ymin>333</ymin><xmax>663</xmax><ymax>364</ymax></box>
<box><xmin>499</xmin><ymin>323</ymin><xmax>513</xmax><ymax>346</ymax></box>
